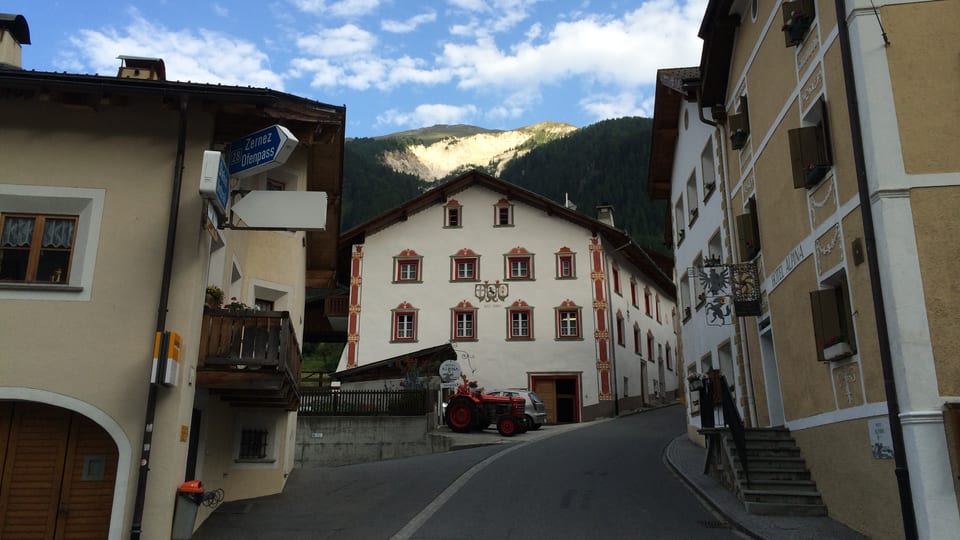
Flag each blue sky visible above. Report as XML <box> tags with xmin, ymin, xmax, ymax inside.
<box><xmin>7</xmin><ymin>0</ymin><xmax>707</xmax><ymax>137</ymax></box>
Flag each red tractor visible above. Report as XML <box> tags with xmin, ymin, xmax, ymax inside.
<box><xmin>444</xmin><ymin>381</ymin><xmax>528</xmax><ymax>436</ymax></box>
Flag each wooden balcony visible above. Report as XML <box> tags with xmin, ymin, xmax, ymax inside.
<box><xmin>197</xmin><ymin>308</ymin><xmax>302</xmax><ymax>410</ymax></box>
<box><xmin>303</xmin><ymin>292</ymin><xmax>349</xmax><ymax>342</ymax></box>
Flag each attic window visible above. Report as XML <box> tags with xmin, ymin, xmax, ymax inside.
<box><xmin>729</xmin><ymin>96</ymin><xmax>750</xmax><ymax>150</ymax></box>
<box><xmin>493</xmin><ymin>199</ymin><xmax>514</xmax><ymax>227</ymax></box>
<box><xmin>782</xmin><ymin>0</ymin><xmax>815</xmax><ymax>47</ymax></box>
<box><xmin>444</xmin><ymin>199</ymin><xmax>462</xmax><ymax>228</ymax></box>
<box><xmin>789</xmin><ymin>99</ymin><xmax>833</xmax><ymax>189</ymax></box>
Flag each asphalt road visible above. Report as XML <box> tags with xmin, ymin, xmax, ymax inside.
<box><xmin>194</xmin><ymin>405</ymin><xmax>739</xmax><ymax>540</ymax></box>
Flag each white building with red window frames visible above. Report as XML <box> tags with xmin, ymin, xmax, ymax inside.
<box><xmin>335</xmin><ymin>171</ymin><xmax>678</xmax><ymax>422</ymax></box>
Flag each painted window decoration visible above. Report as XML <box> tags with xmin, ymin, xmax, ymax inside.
<box><xmin>504</xmin><ymin>246</ymin><xmax>534</xmax><ymax>280</ymax></box>
<box><xmin>555</xmin><ymin>247</ymin><xmax>576</xmax><ymax>279</ymax></box>
<box><xmin>506</xmin><ymin>299</ymin><xmax>534</xmax><ymax>340</ymax></box>
<box><xmin>393</xmin><ymin>249</ymin><xmax>422</xmax><ymax>283</ymax></box>
<box><xmin>391</xmin><ymin>301</ymin><xmax>419</xmax><ymax>342</ymax></box>
<box><xmin>493</xmin><ymin>198</ymin><xmax>514</xmax><ymax>226</ymax></box>
<box><xmin>555</xmin><ymin>299</ymin><xmax>582</xmax><ymax>340</ymax></box>
<box><xmin>612</xmin><ymin>266</ymin><xmax>621</xmax><ymax>295</ymax></box>
<box><xmin>444</xmin><ymin>199</ymin><xmax>462</xmax><ymax>228</ymax></box>
<box><xmin>616</xmin><ymin>310</ymin><xmax>625</xmax><ymax>346</ymax></box>
<box><xmin>0</xmin><ymin>213</ymin><xmax>78</xmax><ymax>283</ymax></box>
<box><xmin>450</xmin><ymin>248</ymin><xmax>480</xmax><ymax>282</ymax></box>
<box><xmin>451</xmin><ymin>300</ymin><xmax>478</xmax><ymax>341</ymax></box>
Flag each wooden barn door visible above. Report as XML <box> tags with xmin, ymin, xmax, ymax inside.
<box><xmin>0</xmin><ymin>402</ymin><xmax>117</xmax><ymax>539</ymax></box>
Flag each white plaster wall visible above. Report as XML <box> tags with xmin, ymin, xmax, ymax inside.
<box><xmin>670</xmin><ymin>100</ymin><xmax>740</xmax><ymax>426</ymax></box>
<box><xmin>342</xmin><ymin>184</ymin><xmax>675</xmax><ymax>410</ymax></box>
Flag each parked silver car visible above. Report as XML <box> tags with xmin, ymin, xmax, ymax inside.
<box><xmin>487</xmin><ymin>389</ymin><xmax>547</xmax><ymax>429</ymax></box>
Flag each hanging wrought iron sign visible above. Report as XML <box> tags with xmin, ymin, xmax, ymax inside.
<box><xmin>691</xmin><ymin>261</ymin><xmax>760</xmax><ymax>324</ymax></box>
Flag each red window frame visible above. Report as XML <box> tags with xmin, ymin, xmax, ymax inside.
<box><xmin>451</xmin><ymin>257</ymin><xmax>478</xmax><ymax>281</ymax></box>
<box><xmin>630</xmin><ymin>280</ymin><xmax>638</xmax><ymax>307</ymax></box>
<box><xmin>451</xmin><ymin>309</ymin><xmax>477</xmax><ymax>340</ymax></box>
<box><xmin>633</xmin><ymin>323</ymin><xmax>641</xmax><ymax>355</ymax></box>
<box><xmin>556</xmin><ymin>308</ymin><xmax>581</xmax><ymax>339</ymax></box>
<box><xmin>612</xmin><ymin>267</ymin><xmax>621</xmax><ymax>294</ymax></box>
<box><xmin>506</xmin><ymin>255</ymin><xmax>533</xmax><ymax>280</ymax></box>
<box><xmin>647</xmin><ymin>333</ymin><xmax>655</xmax><ymax>362</ymax></box>
<box><xmin>444</xmin><ymin>200</ymin><xmax>462</xmax><ymax>228</ymax></box>
<box><xmin>557</xmin><ymin>253</ymin><xmax>575</xmax><ymax>279</ymax></box>
<box><xmin>507</xmin><ymin>306</ymin><xmax>534</xmax><ymax>340</ymax></box>
<box><xmin>656</xmin><ymin>294</ymin><xmax>662</xmax><ymax>322</ymax></box>
<box><xmin>616</xmin><ymin>312</ymin><xmax>625</xmax><ymax>346</ymax></box>
<box><xmin>392</xmin><ymin>310</ymin><xmax>417</xmax><ymax>342</ymax></box>
<box><xmin>644</xmin><ymin>287</ymin><xmax>652</xmax><ymax>316</ymax></box>
<box><xmin>395</xmin><ymin>259</ymin><xmax>421</xmax><ymax>282</ymax></box>
<box><xmin>494</xmin><ymin>199</ymin><xmax>513</xmax><ymax>226</ymax></box>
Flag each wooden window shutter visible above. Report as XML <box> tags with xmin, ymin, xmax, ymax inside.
<box><xmin>810</xmin><ymin>288</ymin><xmax>841</xmax><ymax>362</ymax></box>
<box><xmin>789</xmin><ymin>125</ymin><xmax>831</xmax><ymax>189</ymax></box>
<box><xmin>838</xmin><ymin>274</ymin><xmax>856</xmax><ymax>354</ymax></box>
<box><xmin>736</xmin><ymin>213</ymin><xmax>758</xmax><ymax>260</ymax></box>
<box><xmin>944</xmin><ymin>403</ymin><xmax>960</xmax><ymax>504</ymax></box>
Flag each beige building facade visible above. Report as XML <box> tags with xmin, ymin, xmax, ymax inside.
<box><xmin>0</xmin><ymin>15</ymin><xmax>345</xmax><ymax>540</ymax></box>
<box><xmin>651</xmin><ymin>1</ymin><xmax>960</xmax><ymax>538</ymax></box>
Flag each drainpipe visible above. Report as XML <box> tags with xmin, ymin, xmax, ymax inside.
<box><xmin>697</xmin><ymin>87</ymin><xmax>759</xmax><ymax>427</ymax></box>
<box><xmin>833</xmin><ymin>2</ymin><xmax>916</xmax><ymax>538</ymax></box>
<box><xmin>131</xmin><ymin>96</ymin><xmax>189</xmax><ymax>540</ymax></box>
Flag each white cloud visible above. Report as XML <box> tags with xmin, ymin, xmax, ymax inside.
<box><xmin>296</xmin><ymin>24</ymin><xmax>377</xmax><ymax>57</ymax></box>
<box><xmin>377</xmin><ymin>103</ymin><xmax>479</xmax><ymax>129</ymax></box>
<box><xmin>66</xmin><ymin>8</ymin><xmax>284</xmax><ymax>89</ymax></box>
<box><xmin>579</xmin><ymin>91</ymin><xmax>647</xmax><ymax>120</ymax></box>
<box><xmin>212</xmin><ymin>4</ymin><xmax>229</xmax><ymax>17</ymax></box>
<box><xmin>291</xmin><ymin>0</ymin><xmax>379</xmax><ymax>17</ymax></box>
<box><xmin>329</xmin><ymin>0</ymin><xmax>380</xmax><ymax>17</ymax></box>
<box><xmin>381</xmin><ymin>11</ymin><xmax>438</xmax><ymax>33</ymax></box>
<box><xmin>485</xmin><ymin>88</ymin><xmax>541</xmax><ymax>121</ymax></box>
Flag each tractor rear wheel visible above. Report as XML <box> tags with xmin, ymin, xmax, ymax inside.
<box><xmin>497</xmin><ymin>416</ymin><xmax>518</xmax><ymax>437</ymax></box>
<box><xmin>446</xmin><ymin>398</ymin><xmax>475</xmax><ymax>433</ymax></box>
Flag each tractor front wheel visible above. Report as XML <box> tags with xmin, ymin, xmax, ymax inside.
<box><xmin>446</xmin><ymin>398</ymin><xmax>475</xmax><ymax>433</ymax></box>
<box><xmin>497</xmin><ymin>416</ymin><xmax>518</xmax><ymax>437</ymax></box>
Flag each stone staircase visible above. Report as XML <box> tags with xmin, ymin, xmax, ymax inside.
<box><xmin>706</xmin><ymin>427</ymin><xmax>828</xmax><ymax>516</ymax></box>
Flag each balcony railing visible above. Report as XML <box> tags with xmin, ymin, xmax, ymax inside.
<box><xmin>197</xmin><ymin>307</ymin><xmax>302</xmax><ymax>410</ymax></box>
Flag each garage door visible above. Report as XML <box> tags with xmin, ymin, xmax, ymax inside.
<box><xmin>0</xmin><ymin>401</ymin><xmax>118</xmax><ymax>539</ymax></box>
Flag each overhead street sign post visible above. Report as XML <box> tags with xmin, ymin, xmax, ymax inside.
<box><xmin>227</xmin><ymin>124</ymin><xmax>299</xmax><ymax>179</ymax></box>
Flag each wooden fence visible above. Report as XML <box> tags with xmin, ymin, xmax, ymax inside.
<box><xmin>299</xmin><ymin>389</ymin><xmax>429</xmax><ymax>416</ymax></box>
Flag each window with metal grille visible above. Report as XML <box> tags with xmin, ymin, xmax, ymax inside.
<box><xmin>239</xmin><ymin>429</ymin><xmax>268</xmax><ymax>460</ymax></box>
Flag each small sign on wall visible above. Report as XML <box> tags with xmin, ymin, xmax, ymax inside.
<box><xmin>869</xmin><ymin>417</ymin><xmax>894</xmax><ymax>459</ymax></box>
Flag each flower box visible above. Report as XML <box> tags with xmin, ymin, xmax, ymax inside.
<box><xmin>688</xmin><ymin>378</ymin><xmax>703</xmax><ymax>391</ymax></box>
<box><xmin>823</xmin><ymin>341</ymin><xmax>853</xmax><ymax>362</ymax></box>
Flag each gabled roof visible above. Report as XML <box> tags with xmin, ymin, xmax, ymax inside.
<box><xmin>339</xmin><ymin>169</ymin><xmax>675</xmax><ymax>297</ymax></box>
<box><xmin>647</xmin><ymin>67</ymin><xmax>701</xmax><ymax>202</ymax></box>
<box><xmin>332</xmin><ymin>343</ymin><xmax>456</xmax><ymax>382</ymax></box>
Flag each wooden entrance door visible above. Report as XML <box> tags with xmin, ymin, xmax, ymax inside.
<box><xmin>534</xmin><ymin>380</ymin><xmax>557</xmax><ymax>424</ymax></box>
<box><xmin>0</xmin><ymin>402</ymin><xmax>118</xmax><ymax>539</ymax></box>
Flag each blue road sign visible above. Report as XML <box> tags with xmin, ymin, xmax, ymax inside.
<box><xmin>228</xmin><ymin>124</ymin><xmax>299</xmax><ymax>178</ymax></box>
<box><xmin>199</xmin><ymin>150</ymin><xmax>230</xmax><ymax>215</ymax></box>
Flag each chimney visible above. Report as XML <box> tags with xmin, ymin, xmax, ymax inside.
<box><xmin>0</xmin><ymin>14</ymin><xmax>31</xmax><ymax>70</ymax></box>
<box><xmin>117</xmin><ymin>55</ymin><xmax>166</xmax><ymax>81</ymax></box>
<box><xmin>596</xmin><ymin>203</ymin><xmax>615</xmax><ymax>227</ymax></box>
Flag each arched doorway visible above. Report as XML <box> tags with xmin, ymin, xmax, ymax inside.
<box><xmin>0</xmin><ymin>401</ymin><xmax>119</xmax><ymax>539</ymax></box>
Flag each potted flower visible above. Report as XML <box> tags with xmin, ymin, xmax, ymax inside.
<box><xmin>730</xmin><ymin>128</ymin><xmax>749</xmax><ymax>150</ymax></box>
<box><xmin>225</xmin><ymin>296</ymin><xmax>251</xmax><ymax>311</ymax></box>
<box><xmin>687</xmin><ymin>373</ymin><xmax>706</xmax><ymax>391</ymax></box>
<box><xmin>822</xmin><ymin>335</ymin><xmax>853</xmax><ymax>361</ymax></box>
<box><xmin>805</xmin><ymin>162</ymin><xmax>831</xmax><ymax>187</ymax></box>
<box><xmin>782</xmin><ymin>9</ymin><xmax>811</xmax><ymax>46</ymax></box>
<box><xmin>205</xmin><ymin>286</ymin><xmax>224</xmax><ymax>308</ymax></box>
